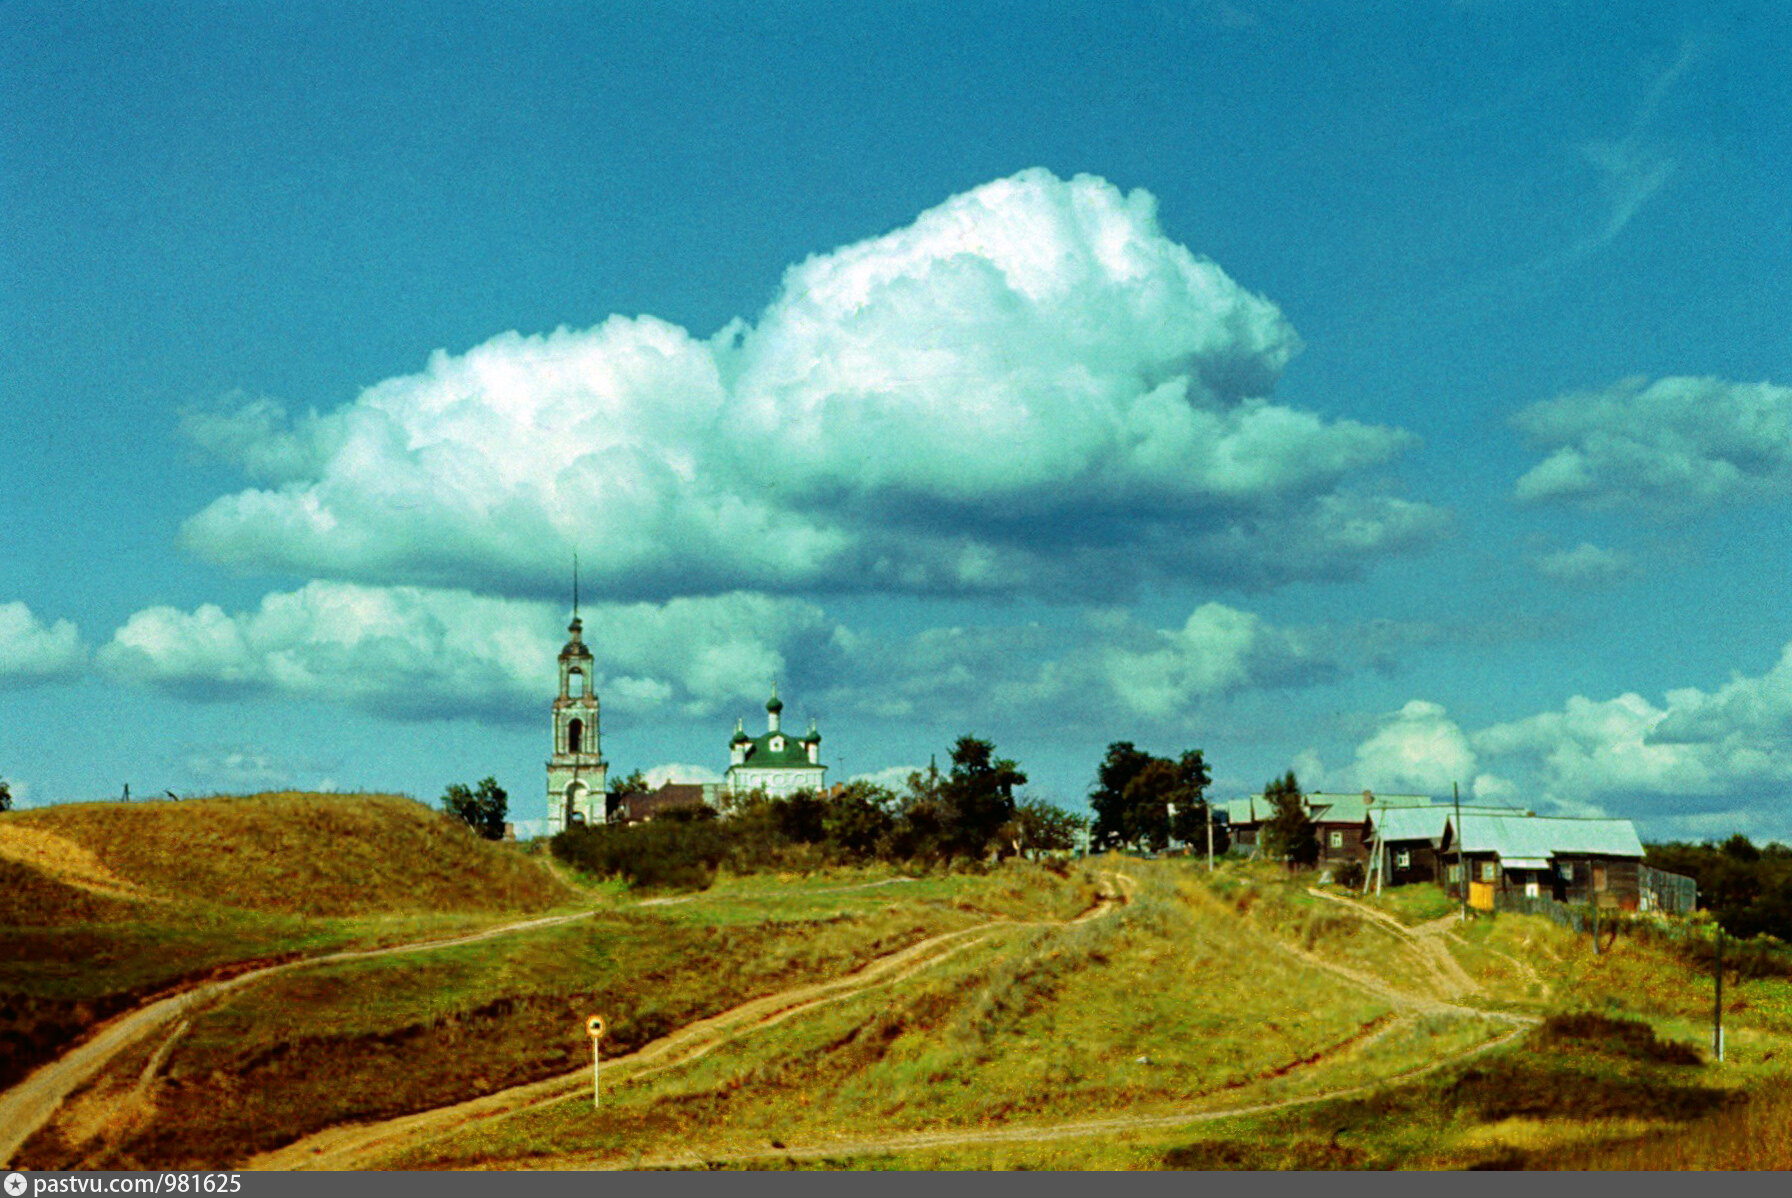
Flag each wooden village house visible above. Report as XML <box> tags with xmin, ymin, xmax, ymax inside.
<box><xmin>1440</xmin><ymin>813</ymin><xmax>1647</xmax><ymax>912</ymax></box>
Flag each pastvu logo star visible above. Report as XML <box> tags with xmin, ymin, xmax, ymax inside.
<box><xmin>5</xmin><ymin>1171</ymin><xmax>27</xmax><ymax>1196</ymax></box>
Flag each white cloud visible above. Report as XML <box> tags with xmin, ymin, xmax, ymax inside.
<box><xmin>0</xmin><ymin>601</ymin><xmax>86</xmax><ymax>688</ymax></box>
<box><xmin>98</xmin><ymin>582</ymin><xmax>837</xmax><ymax>724</ymax></box>
<box><xmin>1532</xmin><ymin>542</ymin><xmax>1635</xmax><ymax>586</ymax></box>
<box><xmin>180</xmin><ymin>170</ymin><xmax>1441</xmax><ymax>601</ymax></box>
<box><xmin>833</xmin><ymin>601</ymin><xmax>1328</xmax><ymax>728</ymax></box>
<box><xmin>181</xmin><ymin>747</ymin><xmax>299</xmax><ymax>792</ymax></box>
<box><xmin>642</xmin><ymin>763</ymin><xmax>723</xmax><ymax>787</ymax></box>
<box><xmin>1310</xmin><ymin>700</ymin><xmax>1480</xmax><ymax>796</ymax></box>
<box><xmin>850</xmin><ymin>765</ymin><xmax>927</xmax><ymax>792</ymax></box>
<box><xmin>1096</xmin><ymin>603</ymin><xmax>1323</xmax><ymax>720</ymax></box>
<box><xmin>1318</xmin><ymin>643</ymin><xmax>1792</xmax><ymax>836</ymax></box>
<box><xmin>1514</xmin><ymin>376</ymin><xmax>1792</xmax><ymax>514</ymax></box>
<box><xmin>1570</xmin><ymin>41</ymin><xmax>1692</xmax><ymax>256</ymax></box>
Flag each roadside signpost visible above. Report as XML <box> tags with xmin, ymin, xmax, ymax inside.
<box><xmin>586</xmin><ymin>1014</ymin><xmax>607</xmax><ymax>1107</ymax></box>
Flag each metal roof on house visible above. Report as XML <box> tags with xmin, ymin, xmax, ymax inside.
<box><xmin>1228</xmin><ymin>791</ymin><xmax>1432</xmax><ymax>825</ymax></box>
<box><xmin>1448</xmin><ymin>813</ymin><xmax>1644</xmax><ymax>861</ymax></box>
<box><xmin>1308</xmin><ymin>792</ymin><xmax>1433</xmax><ymax>824</ymax></box>
<box><xmin>1369</xmin><ymin>804</ymin><xmax>1527</xmax><ymax>843</ymax></box>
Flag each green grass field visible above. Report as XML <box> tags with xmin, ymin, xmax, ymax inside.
<box><xmin>8</xmin><ymin>798</ymin><xmax>1792</xmax><ymax>1173</ymax></box>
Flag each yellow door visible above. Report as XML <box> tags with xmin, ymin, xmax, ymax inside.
<box><xmin>1469</xmin><ymin>880</ymin><xmax>1497</xmax><ymax>912</ymax></box>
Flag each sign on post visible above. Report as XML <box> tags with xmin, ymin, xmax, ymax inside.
<box><xmin>585</xmin><ymin>1014</ymin><xmax>607</xmax><ymax>1107</ymax></box>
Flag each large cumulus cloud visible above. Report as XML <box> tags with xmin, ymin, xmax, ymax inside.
<box><xmin>97</xmin><ymin>583</ymin><xmax>840</xmax><ymax>724</ymax></box>
<box><xmin>1514</xmin><ymin>375</ymin><xmax>1792</xmax><ymax>515</ymax></box>
<box><xmin>181</xmin><ymin>170</ymin><xmax>1442</xmax><ymax>601</ymax></box>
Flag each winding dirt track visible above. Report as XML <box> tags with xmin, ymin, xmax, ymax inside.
<box><xmin>249</xmin><ymin>877</ymin><xmax>1129</xmax><ymax>1170</ymax></box>
<box><xmin>550</xmin><ymin>878</ymin><xmax>1540</xmax><ymax>1172</ymax></box>
<box><xmin>1303</xmin><ymin>888</ymin><xmax>1482</xmax><ymax>1004</ymax></box>
<box><xmin>9</xmin><ymin>869</ymin><xmax>1541</xmax><ymax>1173</ymax></box>
<box><xmin>576</xmin><ymin>1021</ymin><xmax>1536</xmax><ymax>1171</ymax></box>
<box><xmin>0</xmin><ymin>910</ymin><xmax>595</xmax><ymax>1167</ymax></box>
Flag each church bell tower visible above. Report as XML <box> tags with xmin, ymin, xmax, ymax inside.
<box><xmin>546</xmin><ymin>566</ymin><xmax>605</xmax><ymax>832</ymax></box>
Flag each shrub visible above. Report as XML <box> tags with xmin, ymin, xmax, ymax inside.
<box><xmin>441</xmin><ymin>777</ymin><xmax>507</xmax><ymax>840</ymax></box>
<box><xmin>550</xmin><ymin>819</ymin><xmax>727</xmax><ymax>891</ymax></box>
<box><xmin>1533</xmin><ymin>1012</ymin><xmax>1703</xmax><ymax>1066</ymax></box>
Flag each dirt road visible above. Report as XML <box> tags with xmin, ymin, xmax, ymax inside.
<box><xmin>0</xmin><ymin>910</ymin><xmax>594</xmax><ymax>1167</ymax></box>
<box><xmin>248</xmin><ymin>879</ymin><xmax>1128</xmax><ymax>1170</ymax></box>
<box><xmin>573</xmin><ymin>1020</ymin><xmax>1536</xmax><ymax>1170</ymax></box>
<box><xmin>1303</xmin><ymin>888</ymin><xmax>1482</xmax><ymax>1002</ymax></box>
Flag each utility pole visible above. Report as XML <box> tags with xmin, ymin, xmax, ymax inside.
<box><xmin>1714</xmin><ymin>925</ymin><xmax>1725</xmax><ymax>1062</ymax></box>
<box><xmin>1205</xmin><ymin>801</ymin><xmax>1214</xmax><ymax>873</ymax></box>
<box><xmin>1589</xmin><ymin>859</ymin><xmax>1601</xmax><ymax>956</ymax></box>
<box><xmin>1454</xmin><ymin>782</ymin><xmax>1467</xmax><ymax>923</ymax></box>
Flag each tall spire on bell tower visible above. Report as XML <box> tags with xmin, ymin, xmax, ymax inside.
<box><xmin>548</xmin><ymin>552</ymin><xmax>604</xmax><ymax>833</ymax></box>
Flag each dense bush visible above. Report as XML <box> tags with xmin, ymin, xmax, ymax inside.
<box><xmin>1534</xmin><ymin>1011</ymin><xmax>1703</xmax><ymax>1066</ymax></box>
<box><xmin>551</xmin><ymin>813</ymin><xmax>727</xmax><ymax>891</ymax></box>
<box><xmin>1647</xmin><ymin>835</ymin><xmax>1792</xmax><ymax>941</ymax></box>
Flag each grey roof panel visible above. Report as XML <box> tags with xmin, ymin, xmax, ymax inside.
<box><xmin>1450</xmin><ymin>813</ymin><xmax>1643</xmax><ymax>860</ymax></box>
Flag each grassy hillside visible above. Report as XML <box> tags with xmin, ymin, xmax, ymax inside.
<box><xmin>14</xmin><ymin>864</ymin><xmax>1101</xmax><ymax>1170</ymax></box>
<box><xmin>11</xmin><ymin>843</ymin><xmax>1791</xmax><ymax>1171</ymax></box>
<box><xmin>0</xmin><ymin>792</ymin><xmax>577</xmax><ymax>1095</ymax></box>
<box><xmin>0</xmin><ymin>792</ymin><xmax>567</xmax><ymax>917</ymax></box>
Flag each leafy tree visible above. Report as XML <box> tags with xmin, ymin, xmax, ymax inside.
<box><xmin>1259</xmin><ymin>770</ymin><xmax>1318</xmax><ymax>869</ymax></box>
<box><xmin>604</xmin><ymin>769</ymin><xmax>651</xmax><ymax>821</ymax></box>
<box><xmin>939</xmin><ymin>735</ymin><xmax>1026</xmax><ymax>859</ymax></box>
<box><xmin>441</xmin><ymin>776</ymin><xmax>508</xmax><ymax>840</ymax></box>
<box><xmin>1011</xmin><ymin>798</ymin><xmax>1086</xmax><ymax>856</ymax></box>
<box><xmin>0</xmin><ymin>778</ymin><xmax>11</xmax><ymax>813</ymax></box>
<box><xmin>1089</xmin><ymin>741</ymin><xmax>1154</xmax><ymax>850</ymax></box>
<box><xmin>821</xmin><ymin>781</ymin><xmax>898</xmax><ymax>860</ymax></box>
<box><xmin>1088</xmin><ymin>742</ymin><xmax>1216</xmax><ymax>852</ymax></box>
<box><xmin>775</xmin><ymin>788</ymin><xmax>828</xmax><ymax>843</ymax></box>
<box><xmin>886</xmin><ymin>760</ymin><xmax>951</xmax><ymax>861</ymax></box>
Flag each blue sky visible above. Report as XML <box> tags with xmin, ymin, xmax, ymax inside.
<box><xmin>5</xmin><ymin>1</ymin><xmax>1791</xmax><ymax>840</ymax></box>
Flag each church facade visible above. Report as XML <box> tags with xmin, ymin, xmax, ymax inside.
<box><xmin>726</xmin><ymin>687</ymin><xmax>826</xmax><ymax>799</ymax></box>
<box><xmin>544</xmin><ymin>610</ymin><xmax>606</xmax><ymax>833</ymax></box>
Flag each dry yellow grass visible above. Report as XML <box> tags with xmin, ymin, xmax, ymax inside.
<box><xmin>3</xmin><ymin>793</ymin><xmax>571</xmax><ymax>917</ymax></box>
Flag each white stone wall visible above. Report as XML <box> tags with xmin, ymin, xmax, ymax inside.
<box><xmin>726</xmin><ymin>765</ymin><xmax>826</xmax><ymax>799</ymax></box>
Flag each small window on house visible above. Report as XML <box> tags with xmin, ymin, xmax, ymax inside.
<box><xmin>1447</xmin><ymin>863</ymin><xmax>1462</xmax><ymax>883</ymax></box>
<box><xmin>1329</xmin><ymin>831</ymin><xmax>1343</xmax><ymax>848</ymax></box>
<box><xmin>1481</xmin><ymin>861</ymin><xmax>1498</xmax><ymax>882</ymax></box>
<box><xmin>1524</xmin><ymin>880</ymin><xmax>1540</xmax><ymax>898</ymax></box>
<box><xmin>1559</xmin><ymin>862</ymin><xmax>1574</xmax><ymax>881</ymax></box>
<box><xmin>1395</xmin><ymin>850</ymin><xmax>1411</xmax><ymax>868</ymax></box>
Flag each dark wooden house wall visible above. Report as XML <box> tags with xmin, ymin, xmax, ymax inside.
<box><xmin>1381</xmin><ymin>840</ymin><xmax>1441</xmax><ymax>886</ymax></box>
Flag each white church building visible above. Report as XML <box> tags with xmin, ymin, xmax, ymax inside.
<box><xmin>726</xmin><ymin>686</ymin><xmax>826</xmax><ymax>799</ymax></box>
<box><xmin>541</xmin><ymin>587</ymin><xmax>829</xmax><ymax>830</ymax></box>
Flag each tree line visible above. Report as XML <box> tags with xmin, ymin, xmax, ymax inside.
<box><xmin>1647</xmin><ymin>835</ymin><xmax>1792</xmax><ymax>941</ymax></box>
<box><xmin>443</xmin><ymin>738</ymin><xmax>1333</xmax><ymax>890</ymax></box>
<box><xmin>550</xmin><ymin>735</ymin><xmax>1069</xmax><ymax>888</ymax></box>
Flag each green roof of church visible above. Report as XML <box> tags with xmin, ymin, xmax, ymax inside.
<box><xmin>734</xmin><ymin>731</ymin><xmax>823</xmax><ymax>770</ymax></box>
